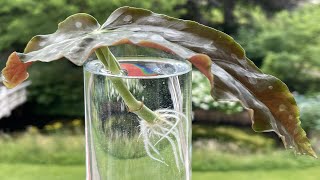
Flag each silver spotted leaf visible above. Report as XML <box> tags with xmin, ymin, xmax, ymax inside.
<box><xmin>102</xmin><ymin>7</ymin><xmax>317</xmax><ymax>157</ymax></box>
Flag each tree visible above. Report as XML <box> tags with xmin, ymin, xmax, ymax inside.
<box><xmin>176</xmin><ymin>0</ymin><xmax>306</xmax><ymax>34</ymax></box>
<box><xmin>237</xmin><ymin>5</ymin><xmax>320</xmax><ymax>93</ymax></box>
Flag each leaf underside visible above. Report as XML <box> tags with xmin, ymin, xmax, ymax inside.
<box><xmin>1</xmin><ymin>7</ymin><xmax>316</xmax><ymax>157</ymax></box>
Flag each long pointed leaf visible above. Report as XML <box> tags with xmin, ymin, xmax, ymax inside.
<box><xmin>1</xmin><ymin>7</ymin><xmax>316</xmax><ymax>157</ymax></box>
<box><xmin>102</xmin><ymin>7</ymin><xmax>316</xmax><ymax>157</ymax></box>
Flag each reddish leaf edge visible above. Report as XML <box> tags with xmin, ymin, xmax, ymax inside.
<box><xmin>2</xmin><ymin>52</ymin><xmax>32</xmax><ymax>88</ymax></box>
<box><xmin>2</xmin><ymin>40</ymin><xmax>213</xmax><ymax>90</ymax></box>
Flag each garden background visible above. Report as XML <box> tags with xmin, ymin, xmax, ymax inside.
<box><xmin>0</xmin><ymin>0</ymin><xmax>319</xmax><ymax>179</ymax></box>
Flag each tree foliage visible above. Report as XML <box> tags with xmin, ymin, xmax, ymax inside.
<box><xmin>295</xmin><ymin>93</ymin><xmax>320</xmax><ymax>133</ymax></box>
<box><xmin>176</xmin><ymin>0</ymin><xmax>304</xmax><ymax>34</ymax></box>
<box><xmin>238</xmin><ymin>5</ymin><xmax>320</xmax><ymax>93</ymax></box>
<box><xmin>192</xmin><ymin>71</ymin><xmax>243</xmax><ymax>114</ymax></box>
<box><xmin>0</xmin><ymin>0</ymin><xmax>184</xmax><ymax>52</ymax></box>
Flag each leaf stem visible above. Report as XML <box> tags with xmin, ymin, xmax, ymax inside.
<box><xmin>95</xmin><ymin>46</ymin><xmax>158</xmax><ymax>122</ymax></box>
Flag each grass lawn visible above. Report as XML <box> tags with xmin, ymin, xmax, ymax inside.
<box><xmin>0</xmin><ymin>163</ymin><xmax>319</xmax><ymax>180</ymax></box>
<box><xmin>1</xmin><ymin>126</ymin><xmax>319</xmax><ymax>179</ymax></box>
<box><xmin>0</xmin><ymin>163</ymin><xmax>85</xmax><ymax>180</ymax></box>
<box><xmin>193</xmin><ymin>167</ymin><xmax>320</xmax><ymax>180</ymax></box>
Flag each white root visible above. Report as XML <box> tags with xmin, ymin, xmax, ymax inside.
<box><xmin>136</xmin><ymin>76</ymin><xmax>188</xmax><ymax>172</ymax></box>
<box><xmin>138</xmin><ymin>109</ymin><xmax>187</xmax><ymax>170</ymax></box>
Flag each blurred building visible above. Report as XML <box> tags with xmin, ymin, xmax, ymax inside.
<box><xmin>0</xmin><ymin>80</ymin><xmax>30</xmax><ymax>119</ymax></box>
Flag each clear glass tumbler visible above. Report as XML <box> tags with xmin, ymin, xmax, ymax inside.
<box><xmin>84</xmin><ymin>46</ymin><xmax>192</xmax><ymax>180</ymax></box>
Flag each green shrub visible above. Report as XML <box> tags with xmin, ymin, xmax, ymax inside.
<box><xmin>1</xmin><ymin>126</ymin><xmax>319</xmax><ymax>171</ymax></box>
<box><xmin>0</xmin><ymin>127</ymin><xmax>85</xmax><ymax>165</ymax></box>
<box><xmin>192</xmin><ymin>71</ymin><xmax>243</xmax><ymax>114</ymax></box>
<box><xmin>263</xmin><ymin>52</ymin><xmax>320</xmax><ymax>93</ymax></box>
<box><xmin>27</xmin><ymin>60</ymin><xmax>84</xmax><ymax>117</ymax></box>
<box><xmin>235</xmin><ymin>6</ymin><xmax>269</xmax><ymax>67</ymax></box>
<box><xmin>237</xmin><ymin>5</ymin><xmax>320</xmax><ymax>93</ymax></box>
<box><xmin>192</xmin><ymin>149</ymin><xmax>320</xmax><ymax>171</ymax></box>
<box><xmin>192</xmin><ymin>124</ymin><xmax>274</xmax><ymax>153</ymax></box>
<box><xmin>295</xmin><ymin>93</ymin><xmax>320</xmax><ymax>133</ymax></box>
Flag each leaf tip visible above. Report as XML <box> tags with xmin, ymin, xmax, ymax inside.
<box><xmin>303</xmin><ymin>144</ymin><xmax>318</xmax><ymax>159</ymax></box>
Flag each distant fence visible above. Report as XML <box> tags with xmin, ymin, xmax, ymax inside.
<box><xmin>0</xmin><ymin>81</ymin><xmax>31</xmax><ymax>119</ymax></box>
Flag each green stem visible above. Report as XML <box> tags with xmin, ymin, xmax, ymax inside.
<box><xmin>95</xmin><ymin>47</ymin><xmax>158</xmax><ymax>122</ymax></box>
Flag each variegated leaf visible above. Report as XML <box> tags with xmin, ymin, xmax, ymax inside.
<box><xmin>102</xmin><ymin>7</ymin><xmax>317</xmax><ymax>157</ymax></box>
<box><xmin>1</xmin><ymin>7</ymin><xmax>316</xmax><ymax>157</ymax></box>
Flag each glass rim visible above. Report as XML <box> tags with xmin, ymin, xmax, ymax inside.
<box><xmin>84</xmin><ymin>57</ymin><xmax>192</xmax><ymax>79</ymax></box>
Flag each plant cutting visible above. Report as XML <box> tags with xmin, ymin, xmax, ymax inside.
<box><xmin>1</xmin><ymin>6</ymin><xmax>316</xmax><ymax>180</ymax></box>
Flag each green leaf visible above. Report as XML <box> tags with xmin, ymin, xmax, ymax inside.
<box><xmin>1</xmin><ymin>7</ymin><xmax>316</xmax><ymax>157</ymax></box>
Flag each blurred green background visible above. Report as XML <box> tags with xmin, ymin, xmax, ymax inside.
<box><xmin>0</xmin><ymin>0</ymin><xmax>319</xmax><ymax>179</ymax></box>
